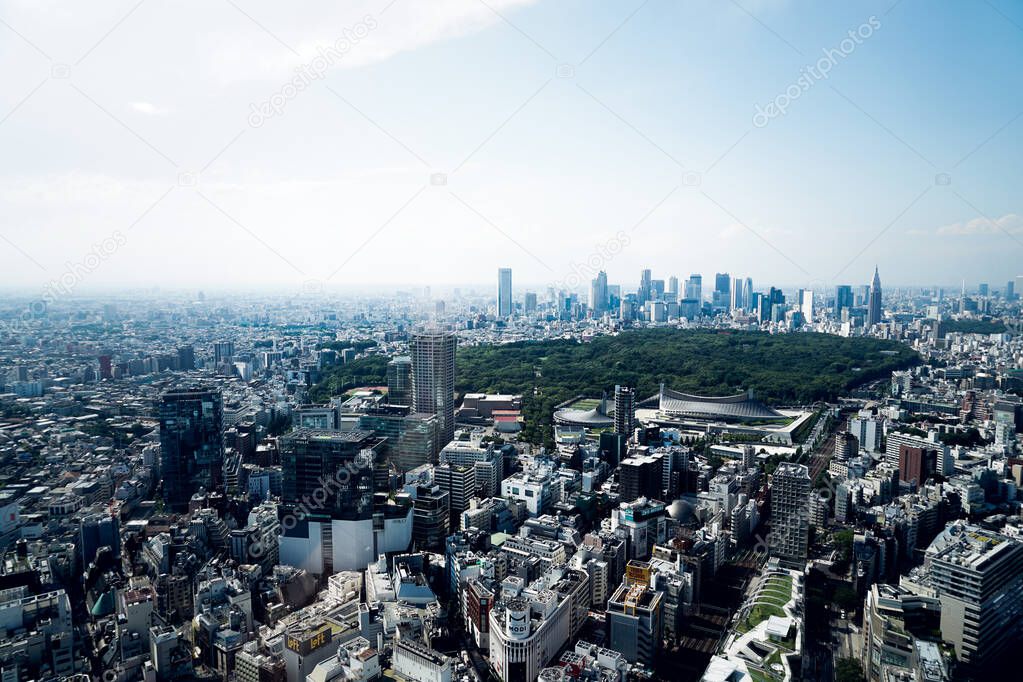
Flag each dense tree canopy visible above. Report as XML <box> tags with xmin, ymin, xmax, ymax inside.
<box><xmin>311</xmin><ymin>328</ymin><xmax>918</xmax><ymax>445</ymax></box>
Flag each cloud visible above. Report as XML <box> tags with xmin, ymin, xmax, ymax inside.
<box><xmin>206</xmin><ymin>0</ymin><xmax>542</xmax><ymax>84</ymax></box>
<box><xmin>130</xmin><ymin>101</ymin><xmax>168</xmax><ymax>116</ymax></box>
<box><xmin>935</xmin><ymin>213</ymin><xmax>1023</xmax><ymax>236</ymax></box>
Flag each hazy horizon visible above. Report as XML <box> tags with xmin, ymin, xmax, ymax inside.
<box><xmin>2</xmin><ymin>0</ymin><xmax>1022</xmax><ymax>290</ymax></box>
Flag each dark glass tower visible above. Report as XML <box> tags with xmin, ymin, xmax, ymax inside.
<box><xmin>158</xmin><ymin>388</ymin><xmax>224</xmax><ymax>511</ymax></box>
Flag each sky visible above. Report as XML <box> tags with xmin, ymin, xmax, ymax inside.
<box><xmin>1</xmin><ymin>0</ymin><xmax>1022</xmax><ymax>295</ymax></box>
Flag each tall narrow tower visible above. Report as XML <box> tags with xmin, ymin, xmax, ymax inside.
<box><xmin>411</xmin><ymin>330</ymin><xmax>457</xmax><ymax>448</ymax></box>
<box><xmin>497</xmin><ymin>268</ymin><xmax>513</xmax><ymax>317</ymax></box>
<box><xmin>868</xmin><ymin>266</ymin><xmax>883</xmax><ymax>326</ymax></box>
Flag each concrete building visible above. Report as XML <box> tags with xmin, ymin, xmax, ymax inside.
<box><xmin>769</xmin><ymin>463</ymin><xmax>811</xmax><ymax>565</ymax></box>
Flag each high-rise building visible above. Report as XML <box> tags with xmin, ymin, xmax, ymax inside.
<box><xmin>524</xmin><ymin>292</ymin><xmax>537</xmax><ymax>314</ymax></box>
<box><xmin>278</xmin><ymin>429</ymin><xmax>412</xmax><ymax>573</ymax></box>
<box><xmin>387</xmin><ymin>356</ymin><xmax>412</xmax><ymax>406</ymax></box>
<box><xmin>411</xmin><ymin>330</ymin><xmax>457</xmax><ymax>448</ymax></box>
<box><xmin>613</xmin><ymin>385</ymin><xmax>635</xmax><ymax>437</ymax></box>
<box><xmin>1005</xmin><ymin>279</ymin><xmax>1015</xmax><ymax>300</ymax></box>
<box><xmin>213</xmin><ymin>341</ymin><xmax>234</xmax><ymax>365</ymax></box>
<box><xmin>898</xmin><ymin>445</ymin><xmax>936</xmax><ymax>488</ymax></box>
<box><xmin>798</xmin><ymin>288</ymin><xmax>814</xmax><ymax>321</ymax></box>
<box><xmin>639</xmin><ymin>269</ymin><xmax>652</xmax><ymax>303</ymax></box>
<box><xmin>920</xmin><ymin>523</ymin><xmax>1023</xmax><ymax>671</ymax></box>
<box><xmin>497</xmin><ymin>268</ymin><xmax>513</xmax><ymax>317</ymax></box>
<box><xmin>411</xmin><ymin>484</ymin><xmax>450</xmax><ymax>551</ymax></box>
<box><xmin>590</xmin><ymin>270</ymin><xmax>609</xmax><ymax>314</ymax></box>
<box><xmin>713</xmin><ymin>273</ymin><xmax>730</xmax><ymax>308</ymax></box>
<box><xmin>667</xmin><ymin>276</ymin><xmax>679</xmax><ymax>301</ymax></box>
<box><xmin>769</xmin><ymin>462</ymin><xmax>811</xmax><ymax>565</ymax></box>
<box><xmin>729</xmin><ymin>276</ymin><xmax>743</xmax><ymax>311</ymax></box>
<box><xmin>685</xmin><ymin>274</ymin><xmax>702</xmax><ymax>302</ymax></box>
<box><xmin>619</xmin><ymin>453</ymin><xmax>663</xmax><ymax>502</ymax></box>
<box><xmin>607</xmin><ymin>565</ymin><xmax>664</xmax><ymax>666</ymax></box>
<box><xmin>868</xmin><ymin>266</ymin><xmax>883</xmax><ymax>326</ymax></box>
<box><xmin>176</xmin><ymin>345</ymin><xmax>195</xmax><ymax>371</ymax></box>
<box><xmin>834</xmin><ymin>284</ymin><xmax>854</xmax><ymax>316</ymax></box>
<box><xmin>158</xmin><ymin>388</ymin><xmax>224</xmax><ymax>511</ymax></box>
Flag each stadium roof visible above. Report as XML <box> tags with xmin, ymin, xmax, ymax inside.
<box><xmin>658</xmin><ymin>387</ymin><xmax>783</xmax><ymax>421</ymax></box>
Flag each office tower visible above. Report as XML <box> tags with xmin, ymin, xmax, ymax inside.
<box><xmin>158</xmin><ymin>388</ymin><xmax>224</xmax><ymax>511</ymax></box>
<box><xmin>411</xmin><ymin>484</ymin><xmax>450</xmax><ymax>551</ymax></box>
<box><xmin>213</xmin><ymin>341</ymin><xmax>234</xmax><ymax>365</ymax></box>
<box><xmin>387</xmin><ymin>356</ymin><xmax>412</xmax><ymax>406</ymax></box>
<box><xmin>1006</xmin><ymin>279</ymin><xmax>1015</xmax><ymax>300</ymax></box>
<box><xmin>667</xmin><ymin>276</ymin><xmax>679</xmax><ymax>300</ymax></box>
<box><xmin>650</xmin><ymin>279</ymin><xmax>665</xmax><ymax>300</ymax></box>
<box><xmin>861</xmin><ymin>584</ymin><xmax>942</xmax><ymax>682</ymax></box>
<box><xmin>713</xmin><ymin>273</ymin><xmax>730</xmax><ymax>308</ymax></box>
<box><xmin>497</xmin><ymin>267</ymin><xmax>513</xmax><ymax>317</ymax></box>
<box><xmin>638</xmin><ymin>269</ymin><xmax>652</xmax><ymax>303</ymax></box>
<box><xmin>524</xmin><ymin>292</ymin><xmax>537</xmax><ymax>314</ymax></box>
<box><xmin>685</xmin><ymin>274</ymin><xmax>702</xmax><ymax>302</ymax></box>
<box><xmin>613</xmin><ymin>385</ymin><xmax>635</xmax><ymax>437</ymax></box>
<box><xmin>978</xmin><ymin>282</ymin><xmax>989</xmax><ymax>296</ymax></box>
<box><xmin>834</xmin><ymin>284</ymin><xmax>854</xmax><ymax>316</ymax></box>
<box><xmin>743</xmin><ymin>277</ymin><xmax>753</xmax><ymax>307</ymax></box>
<box><xmin>769</xmin><ymin>462</ymin><xmax>811</xmax><ymax>564</ymax></box>
<box><xmin>98</xmin><ymin>354</ymin><xmax>112</xmax><ymax>380</ymax></box>
<box><xmin>411</xmin><ymin>330</ymin><xmax>457</xmax><ymax>448</ymax></box>
<box><xmin>619</xmin><ymin>453</ymin><xmax>663</xmax><ymax>502</ymax></box>
<box><xmin>898</xmin><ymin>445</ymin><xmax>936</xmax><ymax>487</ymax></box>
<box><xmin>607</xmin><ymin>566</ymin><xmax>664</xmax><ymax>666</ymax></box>
<box><xmin>278</xmin><ymin>429</ymin><xmax>411</xmax><ymax>573</ymax></box>
<box><xmin>80</xmin><ymin>512</ymin><xmax>120</xmax><ymax>566</ymax></box>
<box><xmin>435</xmin><ymin>463</ymin><xmax>476</xmax><ymax>524</ymax></box>
<box><xmin>834</xmin><ymin>432</ymin><xmax>859</xmax><ymax>460</ymax></box>
<box><xmin>280</xmin><ymin>429</ymin><xmax>386</xmax><ymax>519</ymax></box>
<box><xmin>868</xmin><ymin>266</ymin><xmax>883</xmax><ymax>326</ymax></box>
<box><xmin>590</xmin><ymin>270</ymin><xmax>609</xmax><ymax>314</ymax></box>
<box><xmin>176</xmin><ymin>345</ymin><xmax>195</xmax><ymax>371</ymax></box>
<box><xmin>729</xmin><ymin>277</ymin><xmax>743</xmax><ymax>310</ymax></box>
<box><xmin>798</xmin><ymin>288</ymin><xmax>814</xmax><ymax>321</ymax></box>
<box><xmin>923</xmin><ymin>524</ymin><xmax>1023</xmax><ymax>671</ymax></box>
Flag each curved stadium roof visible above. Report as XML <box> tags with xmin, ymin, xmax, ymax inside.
<box><xmin>658</xmin><ymin>387</ymin><xmax>783</xmax><ymax>421</ymax></box>
<box><xmin>553</xmin><ymin>406</ymin><xmax>614</xmax><ymax>428</ymax></box>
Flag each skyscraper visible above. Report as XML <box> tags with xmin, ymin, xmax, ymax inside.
<box><xmin>922</xmin><ymin>523</ymin><xmax>1023</xmax><ymax>671</ymax></box>
<box><xmin>713</xmin><ymin>273</ymin><xmax>731</xmax><ymax>308</ymax></box>
<box><xmin>158</xmin><ymin>388</ymin><xmax>224</xmax><ymax>511</ymax></box>
<box><xmin>798</xmin><ymin>288</ymin><xmax>814</xmax><ymax>321</ymax></box>
<box><xmin>868</xmin><ymin>266</ymin><xmax>883</xmax><ymax>326</ymax></box>
<box><xmin>769</xmin><ymin>462</ymin><xmax>811</xmax><ymax>565</ymax></box>
<box><xmin>387</xmin><ymin>356</ymin><xmax>412</xmax><ymax>406</ymax></box>
<box><xmin>497</xmin><ymin>268</ymin><xmax>513</xmax><ymax>317</ymax></box>
<box><xmin>729</xmin><ymin>276</ymin><xmax>743</xmax><ymax>311</ymax></box>
<box><xmin>590</xmin><ymin>270</ymin><xmax>609</xmax><ymax>314</ymax></box>
<box><xmin>411</xmin><ymin>330</ymin><xmax>457</xmax><ymax>448</ymax></box>
<box><xmin>834</xmin><ymin>284</ymin><xmax>854</xmax><ymax>316</ymax></box>
<box><xmin>639</xmin><ymin>269</ymin><xmax>652</xmax><ymax>303</ymax></box>
<box><xmin>684</xmin><ymin>274</ymin><xmax>702</xmax><ymax>302</ymax></box>
<box><xmin>613</xmin><ymin>384</ymin><xmax>636</xmax><ymax>437</ymax></box>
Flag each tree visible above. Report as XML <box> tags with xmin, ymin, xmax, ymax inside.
<box><xmin>836</xmin><ymin>657</ymin><xmax>866</xmax><ymax>682</ymax></box>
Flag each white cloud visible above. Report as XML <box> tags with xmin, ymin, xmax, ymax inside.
<box><xmin>936</xmin><ymin>213</ymin><xmax>1023</xmax><ymax>236</ymax></box>
<box><xmin>206</xmin><ymin>0</ymin><xmax>542</xmax><ymax>84</ymax></box>
<box><xmin>130</xmin><ymin>101</ymin><xmax>168</xmax><ymax>116</ymax></box>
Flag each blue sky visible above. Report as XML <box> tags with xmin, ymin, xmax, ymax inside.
<box><xmin>1</xmin><ymin>0</ymin><xmax>1021</xmax><ymax>293</ymax></box>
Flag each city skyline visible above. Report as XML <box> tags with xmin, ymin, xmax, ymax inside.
<box><xmin>1</xmin><ymin>0</ymin><xmax>1022</xmax><ymax>289</ymax></box>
